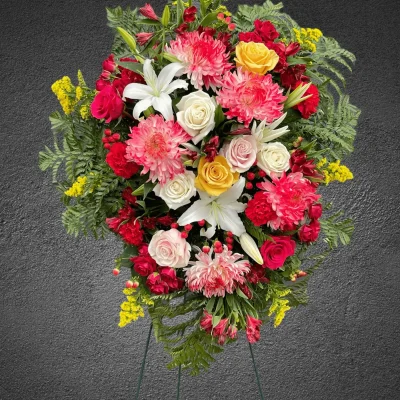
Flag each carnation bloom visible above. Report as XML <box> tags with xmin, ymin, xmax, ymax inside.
<box><xmin>257</xmin><ymin>172</ymin><xmax>320</xmax><ymax>230</ymax></box>
<box><xmin>125</xmin><ymin>115</ymin><xmax>190</xmax><ymax>184</ymax></box>
<box><xmin>185</xmin><ymin>245</ymin><xmax>250</xmax><ymax>297</ymax></box>
<box><xmin>105</xmin><ymin>142</ymin><xmax>139</xmax><ymax>179</ymax></box>
<box><xmin>217</xmin><ymin>68</ymin><xmax>285</xmax><ymax>127</ymax></box>
<box><xmin>165</xmin><ymin>31</ymin><xmax>232</xmax><ymax>90</ymax></box>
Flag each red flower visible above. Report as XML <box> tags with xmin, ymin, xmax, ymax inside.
<box><xmin>175</xmin><ymin>23</ymin><xmax>189</xmax><ymax>35</ymax></box>
<box><xmin>139</xmin><ymin>3</ymin><xmax>158</xmax><ymax>20</ymax></box>
<box><xmin>227</xmin><ymin>325</ymin><xmax>238</xmax><ymax>339</ymax></box>
<box><xmin>280</xmin><ymin>64</ymin><xmax>309</xmax><ymax>89</ymax></box>
<box><xmin>308</xmin><ymin>203</ymin><xmax>323</xmax><ymax>220</ymax></box>
<box><xmin>254</xmin><ymin>20</ymin><xmax>279</xmax><ymax>44</ymax></box>
<box><xmin>142</xmin><ymin>216</ymin><xmax>157</xmax><ymax>229</ymax></box>
<box><xmin>238</xmin><ymin>31</ymin><xmax>263</xmax><ymax>43</ymax></box>
<box><xmin>293</xmin><ymin>82</ymin><xmax>320</xmax><ymax>119</ymax></box>
<box><xmin>157</xmin><ymin>214</ymin><xmax>176</xmax><ymax>226</ymax></box>
<box><xmin>113</xmin><ymin>59</ymin><xmax>145</xmax><ymax>96</ymax></box>
<box><xmin>246</xmin><ymin>315</ymin><xmax>262</xmax><ymax>344</ymax></box>
<box><xmin>298</xmin><ymin>219</ymin><xmax>321</xmax><ymax>243</ymax></box>
<box><xmin>121</xmin><ymin>187</ymin><xmax>137</xmax><ymax>205</ymax></box>
<box><xmin>105</xmin><ymin>142</ymin><xmax>139</xmax><ymax>179</ymax></box>
<box><xmin>290</xmin><ymin>149</ymin><xmax>308</xmax><ymax>166</ymax></box>
<box><xmin>131</xmin><ymin>254</ymin><xmax>157</xmax><ymax>276</ymax></box>
<box><xmin>90</xmin><ymin>85</ymin><xmax>124</xmax><ymax>123</ymax></box>
<box><xmin>238</xmin><ymin>283</ymin><xmax>252</xmax><ymax>299</ymax></box>
<box><xmin>290</xmin><ymin>150</ymin><xmax>324</xmax><ymax>185</ymax></box>
<box><xmin>102</xmin><ymin>54</ymin><xmax>116</xmax><ymax>73</ymax></box>
<box><xmin>200</xmin><ymin>310</ymin><xmax>213</xmax><ymax>333</ymax></box>
<box><xmin>146</xmin><ymin>272</ymin><xmax>169</xmax><ymax>294</ymax></box>
<box><xmin>213</xmin><ymin>318</ymin><xmax>228</xmax><ymax>345</ymax></box>
<box><xmin>260</xmin><ymin>236</ymin><xmax>296</xmax><ymax>270</ymax></box>
<box><xmin>136</xmin><ymin>32</ymin><xmax>154</xmax><ymax>46</ymax></box>
<box><xmin>158</xmin><ymin>267</ymin><xmax>184</xmax><ymax>291</ymax></box>
<box><xmin>183</xmin><ymin>6</ymin><xmax>197</xmax><ymax>23</ymax></box>
<box><xmin>245</xmin><ymin>192</ymin><xmax>277</xmax><ymax>227</ymax></box>
<box><xmin>246</xmin><ymin>264</ymin><xmax>269</xmax><ymax>284</ymax></box>
<box><xmin>203</xmin><ymin>136</ymin><xmax>220</xmax><ymax>162</ymax></box>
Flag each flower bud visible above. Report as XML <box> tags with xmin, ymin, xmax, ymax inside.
<box><xmin>239</xmin><ymin>233</ymin><xmax>263</xmax><ymax>265</ymax></box>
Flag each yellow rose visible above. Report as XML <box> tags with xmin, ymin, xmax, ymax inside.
<box><xmin>195</xmin><ymin>156</ymin><xmax>239</xmax><ymax>196</ymax></box>
<box><xmin>235</xmin><ymin>41</ymin><xmax>279</xmax><ymax>75</ymax></box>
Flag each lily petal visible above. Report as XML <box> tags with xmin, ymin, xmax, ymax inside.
<box><xmin>217</xmin><ymin>207</ymin><xmax>246</xmax><ymax>237</ymax></box>
<box><xmin>123</xmin><ymin>83</ymin><xmax>153</xmax><ymax>100</ymax></box>
<box><xmin>132</xmin><ymin>97</ymin><xmax>153</xmax><ymax>120</ymax></box>
<box><xmin>143</xmin><ymin>59</ymin><xmax>158</xmax><ymax>90</ymax></box>
<box><xmin>178</xmin><ymin>199</ymin><xmax>211</xmax><ymax>226</ymax></box>
<box><xmin>164</xmin><ymin>79</ymin><xmax>189</xmax><ymax>95</ymax></box>
<box><xmin>152</xmin><ymin>92</ymin><xmax>173</xmax><ymax>120</ymax></box>
<box><xmin>156</xmin><ymin>63</ymin><xmax>186</xmax><ymax>93</ymax></box>
<box><xmin>218</xmin><ymin>177</ymin><xmax>245</xmax><ymax>205</ymax></box>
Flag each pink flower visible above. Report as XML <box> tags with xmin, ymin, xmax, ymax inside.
<box><xmin>213</xmin><ymin>318</ymin><xmax>229</xmax><ymax>345</ymax></box>
<box><xmin>146</xmin><ymin>272</ymin><xmax>169</xmax><ymax>294</ymax></box>
<box><xmin>139</xmin><ymin>3</ymin><xmax>158</xmax><ymax>20</ymax></box>
<box><xmin>220</xmin><ymin>135</ymin><xmax>257</xmax><ymax>173</ymax></box>
<box><xmin>90</xmin><ymin>85</ymin><xmax>124</xmax><ymax>123</ymax></box>
<box><xmin>185</xmin><ymin>246</ymin><xmax>250</xmax><ymax>298</ymax></box>
<box><xmin>148</xmin><ymin>229</ymin><xmax>191</xmax><ymax>269</ymax></box>
<box><xmin>217</xmin><ymin>68</ymin><xmax>285</xmax><ymax>127</ymax></box>
<box><xmin>200</xmin><ymin>310</ymin><xmax>213</xmax><ymax>333</ymax></box>
<box><xmin>165</xmin><ymin>31</ymin><xmax>232</xmax><ymax>90</ymax></box>
<box><xmin>246</xmin><ymin>315</ymin><xmax>262</xmax><ymax>343</ymax></box>
<box><xmin>136</xmin><ymin>32</ymin><xmax>154</xmax><ymax>46</ymax></box>
<box><xmin>257</xmin><ymin>172</ymin><xmax>320</xmax><ymax>230</ymax></box>
<box><xmin>125</xmin><ymin>115</ymin><xmax>190</xmax><ymax>185</ymax></box>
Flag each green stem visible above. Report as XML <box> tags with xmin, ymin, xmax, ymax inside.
<box><xmin>135</xmin><ymin>323</ymin><xmax>152</xmax><ymax>400</ymax></box>
<box><xmin>248</xmin><ymin>342</ymin><xmax>265</xmax><ymax>400</ymax></box>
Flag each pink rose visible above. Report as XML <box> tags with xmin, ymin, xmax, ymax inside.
<box><xmin>148</xmin><ymin>229</ymin><xmax>191</xmax><ymax>268</ymax></box>
<box><xmin>220</xmin><ymin>136</ymin><xmax>257</xmax><ymax>173</ymax></box>
<box><xmin>298</xmin><ymin>219</ymin><xmax>321</xmax><ymax>243</ymax></box>
<box><xmin>260</xmin><ymin>236</ymin><xmax>296</xmax><ymax>270</ymax></box>
<box><xmin>308</xmin><ymin>203</ymin><xmax>323</xmax><ymax>220</ymax></box>
<box><xmin>90</xmin><ymin>85</ymin><xmax>124</xmax><ymax>123</ymax></box>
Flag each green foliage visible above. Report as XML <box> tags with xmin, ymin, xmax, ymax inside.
<box><xmin>320</xmin><ymin>211</ymin><xmax>354</xmax><ymax>249</ymax></box>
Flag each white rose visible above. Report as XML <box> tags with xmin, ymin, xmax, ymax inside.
<box><xmin>153</xmin><ymin>171</ymin><xmax>196</xmax><ymax>210</ymax></box>
<box><xmin>220</xmin><ymin>136</ymin><xmax>257</xmax><ymax>173</ymax></box>
<box><xmin>176</xmin><ymin>91</ymin><xmax>216</xmax><ymax>144</ymax></box>
<box><xmin>257</xmin><ymin>142</ymin><xmax>290</xmax><ymax>177</ymax></box>
<box><xmin>148</xmin><ymin>229</ymin><xmax>191</xmax><ymax>268</ymax></box>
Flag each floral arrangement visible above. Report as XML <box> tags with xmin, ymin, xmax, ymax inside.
<box><xmin>40</xmin><ymin>0</ymin><xmax>359</xmax><ymax>374</ymax></box>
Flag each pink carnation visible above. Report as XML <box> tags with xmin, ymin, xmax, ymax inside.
<box><xmin>125</xmin><ymin>115</ymin><xmax>190</xmax><ymax>185</ymax></box>
<box><xmin>217</xmin><ymin>68</ymin><xmax>285</xmax><ymax>127</ymax></box>
<box><xmin>257</xmin><ymin>172</ymin><xmax>320</xmax><ymax>230</ymax></box>
<box><xmin>165</xmin><ymin>31</ymin><xmax>232</xmax><ymax>90</ymax></box>
<box><xmin>185</xmin><ymin>246</ymin><xmax>250</xmax><ymax>298</ymax></box>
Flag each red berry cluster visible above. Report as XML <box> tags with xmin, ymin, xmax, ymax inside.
<box><xmin>102</xmin><ymin>128</ymin><xmax>121</xmax><ymax>150</ymax></box>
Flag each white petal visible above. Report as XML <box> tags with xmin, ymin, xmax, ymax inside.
<box><xmin>132</xmin><ymin>97</ymin><xmax>153</xmax><ymax>119</ymax></box>
<box><xmin>217</xmin><ymin>208</ymin><xmax>246</xmax><ymax>237</ymax></box>
<box><xmin>152</xmin><ymin>92</ymin><xmax>173</xmax><ymax>120</ymax></box>
<box><xmin>123</xmin><ymin>83</ymin><xmax>153</xmax><ymax>100</ymax></box>
<box><xmin>201</xmin><ymin>223</ymin><xmax>216</xmax><ymax>239</ymax></box>
<box><xmin>218</xmin><ymin>177</ymin><xmax>245</xmax><ymax>205</ymax></box>
<box><xmin>263</xmin><ymin>126</ymin><xmax>290</xmax><ymax>142</ymax></box>
<box><xmin>164</xmin><ymin>79</ymin><xmax>189</xmax><ymax>95</ymax></box>
<box><xmin>157</xmin><ymin>63</ymin><xmax>186</xmax><ymax>93</ymax></box>
<box><xmin>143</xmin><ymin>59</ymin><xmax>158</xmax><ymax>90</ymax></box>
<box><xmin>268</xmin><ymin>112</ymin><xmax>287</xmax><ymax>130</ymax></box>
<box><xmin>177</xmin><ymin>200</ymin><xmax>210</xmax><ymax>226</ymax></box>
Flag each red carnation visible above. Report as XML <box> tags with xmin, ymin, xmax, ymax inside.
<box><xmin>157</xmin><ymin>214</ymin><xmax>176</xmax><ymax>226</ymax></box>
<box><xmin>298</xmin><ymin>219</ymin><xmax>321</xmax><ymax>243</ymax></box>
<box><xmin>183</xmin><ymin>6</ymin><xmax>197</xmax><ymax>22</ymax></box>
<box><xmin>142</xmin><ymin>216</ymin><xmax>157</xmax><ymax>229</ymax></box>
<box><xmin>245</xmin><ymin>192</ymin><xmax>277</xmax><ymax>227</ymax></box>
<box><xmin>280</xmin><ymin>64</ymin><xmax>309</xmax><ymax>89</ymax></box>
<box><xmin>260</xmin><ymin>236</ymin><xmax>296</xmax><ymax>270</ymax></box>
<box><xmin>246</xmin><ymin>315</ymin><xmax>262</xmax><ymax>344</ymax></box>
<box><xmin>121</xmin><ymin>187</ymin><xmax>137</xmax><ymax>205</ymax></box>
<box><xmin>131</xmin><ymin>254</ymin><xmax>157</xmax><ymax>276</ymax></box>
<box><xmin>106</xmin><ymin>142</ymin><xmax>139</xmax><ymax>179</ymax></box>
<box><xmin>146</xmin><ymin>272</ymin><xmax>169</xmax><ymax>295</ymax></box>
<box><xmin>238</xmin><ymin>31</ymin><xmax>263</xmax><ymax>43</ymax></box>
<box><xmin>254</xmin><ymin>20</ymin><xmax>279</xmax><ymax>44</ymax></box>
<box><xmin>90</xmin><ymin>85</ymin><xmax>124</xmax><ymax>123</ymax></box>
<box><xmin>246</xmin><ymin>264</ymin><xmax>269</xmax><ymax>284</ymax></box>
<box><xmin>293</xmin><ymin>82</ymin><xmax>320</xmax><ymax>119</ymax></box>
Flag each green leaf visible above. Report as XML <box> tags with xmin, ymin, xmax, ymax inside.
<box><xmin>137</xmin><ymin>18</ymin><xmax>161</xmax><ymax>25</ymax></box>
<box><xmin>200</xmin><ymin>12</ymin><xmax>219</xmax><ymax>27</ymax></box>
<box><xmin>214</xmin><ymin>104</ymin><xmax>225</xmax><ymax>127</ymax></box>
<box><xmin>161</xmin><ymin>5</ymin><xmax>170</xmax><ymax>26</ymax></box>
<box><xmin>212</xmin><ymin>314</ymin><xmax>222</xmax><ymax>327</ymax></box>
<box><xmin>215</xmin><ymin>297</ymin><xmax>224</xmax><ymax>314</ymax></box>
<box><xmin>143</xmin><ymin>182</ymin><xmax>156</xmax><ymax>199</ymax></box>
<box><xmin>205</xmin><ymin>297</ymin><xmax>216</xmax><ymax>313</ymax></box>
<box><xmin>116</xmin><ymin>61</ymin><xmax>143</xmax><ymax>74</ymax></box>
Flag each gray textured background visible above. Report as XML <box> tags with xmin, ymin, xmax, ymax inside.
<box><xmin>1</xmin><ymin>0</ymin><xmax>399</xmax><ymax>399</ymax></box>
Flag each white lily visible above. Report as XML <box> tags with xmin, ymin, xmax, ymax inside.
<box><xmin>251</xmin><ymin>113</ymin><xmax>290</xmax><ymax>150</ymax></box>
<box><xmin>177</xmin><ymin>177</ymin><xmax>247</xmax><ymax>238</ymax></box>
<box><xmin>123</xmin><ymin>59</ymin><xmax>187</xmax><ymax>120</ymax></box>
<box><xmin>239</xmin><ymin>233</ymin><xmax>264</xmax><ymax>265</ymax></box>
